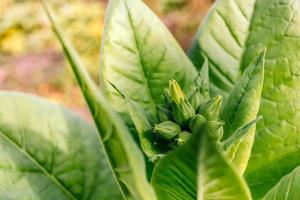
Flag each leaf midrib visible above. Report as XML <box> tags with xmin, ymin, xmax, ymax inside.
<box><xmin>197</xmin><ymin>133</ymin><xmax>205</xmax><ymax>200</ymax></box>
<box><xmin>124</xmin><ymin>1</ymin><xmax>157</xmax><ymax>115</ymax></box>
<box><xmin>0</xmin><ymin>129</ymin><xmax>78</xmax><ymax>200</ymax></box>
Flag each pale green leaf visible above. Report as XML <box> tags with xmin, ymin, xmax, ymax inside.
<box><xmin>0</xmin><ymin>92</ymin><xmax>121</xmax><ymax>200</ymax></box>
<box><xmin>263</xmin><ymin>166</ymin><xmax>300</xmax><ymax>200</ymax></box>
<box><xmin>100</xmin><ymin>0</ymin><xmax>197</xmax><ymax>121</ymax></box>
<box><xmin>189</xmin><ymin>0</ymin><xmax>300</xmax><ymax>198</ymax></box>
<box><xmin>125</xmin><ymin>99</ymin><xmax>163</xmax><ymax>158</ymax></box>
<box><xmin>189</xmin><ymin>0</ymin><xmax>256</xmax><ymax>96</ymax></box>
<box><xmin>223</xmin><ymin>117</ymin><xmax>261</xmax><ymax>152</ymax></box>
<box><xmin>108</xmin><ymin>82</ymin><xmax>164</xmax><ymax>160</ymax></box>
<box><xmin>221</xmin><ymin>51</ymin><xmax>265</xmax><ymax>175</ymax></box>
<box><xmin>151</xmin><ymin>125</ymin><xmax>252</xmax><ymax>200</ymax></box>
<box><xmin>43</xmin><ymin>2</ymin><xmax>157</xmax><ymax>199</ymax></box>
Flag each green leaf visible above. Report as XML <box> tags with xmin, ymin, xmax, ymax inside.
<box><xmin>109</xmin><ymin>82</ymin><xmax>164</xmax><ymax>160</ymax></box>
<box><xmin>151</xmin><ymin>125</ymin><xmax>252</xmax><ymax>200</ymax></box>
<box><xmin>0</xmin><ymin>92</ymin><xmax>121</xmax><ymax>200</ymax></box>
<box><xmin>263</xmin><ymin>166</ymin><xmax>300</xmax><ymax>200</ymax></box>
<box><xmin>188</xmin><ymin>0</ymin><xmax>257</xmax><ymax>96</ymax></box>
<box><xmin>100</xmin><ymin>0</ymin><xmax>197</xmax><ymax>120</ymax></box>
<box><xmin>223</xmin><ymin>117</ymin><xmax>262</xmax><ymax>152</ymax></box>
<box><xmin>43</xmin><ymin>2</ymin><xmax>157</xmax><ymax>200</ymax></box>
<box><xmin>221</xmin><ymin>51</ymin><xmax>265</xmax><ymax>175</ymax></box>
<box><xmin>189</xmin><ymin>0</ymin><xmax>300</xmax><ymax>198</ymax></box>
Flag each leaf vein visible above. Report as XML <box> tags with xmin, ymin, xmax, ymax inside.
<box><xmin>0</xmin><ymin>129</ymin><xmax>78</xmax><ymax>200</ymax></box>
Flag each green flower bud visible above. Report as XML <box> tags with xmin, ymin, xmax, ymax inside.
<box><xmin>198</xmin><ymin>95</ymin><xmax>223</xmax><ymax>121</ymax></box>
<box><xmin>195</xmin><ymin>74</ymin><xmax>202</xmax><ymax>87</ymax></box>
<box><xmin>194</xmin><ymin>75</ymin><xmax>208</xmax><ymax>95</ymax></box>
<box><xmin>164</xmin><ymin>89</ymin><xmax>172</xmax><ymax>106</ymax></box>
<box><xmin>176</xmin><ymin>131</ymin><xmax>191</xmax><ymax>145</ymax></box>
<box><xmin>189</xmin><ymin>88</ymin><xmax>206</xmax><ymax>110</ymax></box>
<box><xmin>169</xmin><ymin>79</ymin><xmax>185</xmax><ymax>105</ymax></box>
<box><xmin>189</xmin><ymin>114</ymin><xmax>207</xmax><ymax>132</ymax></box>
<box><xmin>154</xmin><ymin>121</ymin><xmax>181</xmax><ymax>141</ymax></box>
<box><xmin>207</xmin><ymin>120</ymin><xmax>224</xmax><ymax>142</ymax></box>
<box><xmin>157</xmin><ymin>105</ymin><xmax>172</xmax><ymax>122</ymax></box>
<box><xmin>173</xmin><ymin>99</ymin><xmax>195</xmax><ymax>126</ymax></box>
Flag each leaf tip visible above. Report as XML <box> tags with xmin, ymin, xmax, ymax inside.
<box><xmin>107</xmin><ymin>81</ymin><xmax>126</xmax><ymax>99</ymax></box>
<box><xmin>256</xmin><ymin>48</ymin><xmax>267</xmax><ymax>66</ymax></box>
<box><xmin>41</xmin><ymin>0</ymin><xmax>55</xmax><ymax>26</ymax></box>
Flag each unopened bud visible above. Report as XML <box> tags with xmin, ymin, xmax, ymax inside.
<box><xmin>195</xmin><ymin>74</ymin><xmax>203</xmax><ymax>87</ymax></box>
<box><xmin>198</xmin><ymin>95</ymin><xmax>223</xmax><ymax>121</ymax></box>
<box><xmin>169</xmin><ymin>79</ymin><xmax>185</xmax><ymax>105</ymax></box>
<box><xmin>189</xmin><ymin>114</ymin><xmax>207</xmax><ymax>132</ymax></box>
<box><xmin>154</xmin><ymin>121</ymin><xmax>181</xmax><ymax>141</ymax></box>
<box><xmin>157</xmin><ymin>105</ymin><xmax>172</xmax><ymax>122</ymax></box>
<box><xmin>176</xmin><ymin>131</ymin><xmax>191</xmax><ymax>145</ymax></box>
<box><xmin>164</xmin><ymin>89</ymin><xmax>172</xmax><ymax>106</ymax></box>
<box><xmin>189</xmin><ymin>88</ymin><xmax>206</xmax><ymax>111</ymax></box>
<box><xmin>207</xmin><ymin>120</ymin><xmax>224</xmax><ymax>141</ymax></box>
<box><xmin>173</xmin><ymin>99</ymin><xmax>195</xmax><ymax>125</ymax></box>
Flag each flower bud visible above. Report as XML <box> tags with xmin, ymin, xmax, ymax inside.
<box><xmin>164</xmin><ymin>89</ymin><xmax>172</xmax><ymax>106</ymax></box>
<box><xmin>207</xmin><ymin>120</ymin><xmax>224</xmax><ymax>142</ymax></box>
<box><xmin>154</xmin><ymin>121</ymin><xmax>181</xmax><ymax>141</ymax></box>
<box><xmin>157</xmin><ymin>105</ymin><xmax>172</xmax><ymax>122</ymax></box>
<box><xmin>169</xmin><ymin>79</ymin><xmax>185</xmax><ymax>105</ymax></box>
<box><xmin>176</xmin><ymin>131</ymin><xmax>191</xmax><ymax>145</ymax></box>
<box><xmin>195</xmin><ymin>74</ymin><xmax>203</xmax><ymax>87</ymax></box>
<box><xmin>189</xmin><ymin>114</ymin><xmax>207</xmax><ymax>132</ymax></box>
<box><xmin>198</xmin><ymin>95</ymin><xmax>223</xmax><ymax>121</ymax></box>
<box><xmin>173</xmin><ymin>99</ymin><xmax>195</xmax><ymax>126</ymax></box>
<box><xmin>189</xmin><ymin>88</ymin><xmax>206</xmax><ymax>111</ymax></box>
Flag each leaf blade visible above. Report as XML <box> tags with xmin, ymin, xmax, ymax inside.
<box><xmin>151</xmin><ymin>125</ymin><xmax>252</xmax><ymax>200</ymax></box>
<box><xmin>189</xmin><ymin>0</ymin><xmax>300</xmax><ymax>197</ymax></box>
<box><xmin>43</xmin><ymin>2</ymin><xmax>156</xmax><ymax>199</ymax></box>
<box><xmin>100</xmin><ymin>0</ymin><xmax>198</xmax><ymax>120</ymax></box>
<box><xmin>221</xmin><ymin>51</ymin><xmax>265</xmax><ymax>175</ymax></box>
<box><xmin>0</xmin><ymin>92</ymin><xmax>121</xmax><ymax>200</ymax></box>
<box><xmin>189</xmin><ymin>0</ymin><xmax>256</xmax><ymax>96</ymax></box>
<box><xmin>263</xmin><ymin>166</ymin><xmax>300</xmax><ymax>200</ymax></box>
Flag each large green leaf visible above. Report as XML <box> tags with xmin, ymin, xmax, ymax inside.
<box><xmin>151</xmin><ymin>125</ymin><xmax>252</xmax><ymax>200</ymax></box>
<box><xmin>189</xmin><ymin>0</ymin><xmax>257</xmax><ymax>96</ymax></box>
<box><xmin>263</xmin><ymin>166</ymin><xmax>300</xmax><ymax>200</ymax></box>
<box><xmin>189</xmin><ymin>0</ymin><xmax>300</xmax><ymax>198</ymax></box>
<box><xmin>100</xmin><ymin>0</ymin><xmax>197</xmax><ymax>120</ymax></box>
<box><xmin>43</xmin><ymin>2</ymin><xmax>157</xmax><ymax>200</ymax></box>
<box><xmin>0</xmin><ymin>92</ymin><xmax>121</xmax><ymax>200</ymax></box>
<box><xmin>221</xmin><ymin>51</ymin><xmax>265</xmax><ymax>175</ymax></box>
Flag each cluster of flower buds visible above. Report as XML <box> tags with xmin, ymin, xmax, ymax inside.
<box><xmin>152</xmin><ymin>79</ymin><xmax>224</xmax><ymax>148</ymax></box>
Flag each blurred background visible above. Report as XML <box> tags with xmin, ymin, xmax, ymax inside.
<box><xmin>0</xmin><ymin>0</ymin><xmax>213</xmax><ymax>119</ymax></box>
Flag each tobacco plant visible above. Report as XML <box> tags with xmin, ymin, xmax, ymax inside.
<box><xmin>0</xmin><ymin>0</ymin><xmax>300</xmax><ymax>199</ymax></box>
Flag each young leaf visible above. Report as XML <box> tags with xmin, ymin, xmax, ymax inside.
<box><xmin>0</xmin><ymin>92</ymin><xmax>121</xmax><ymax>200</ymax></box>
<box><xmin>189</xmin><ymin>0</ymin><xmax>300</xmax><ymax>197</ymax></box>
<box><xmin>43</xmin><ymin>2</ymin><xmax>157</xmax><ymax>200</ymax></box>
<box><xmin>221</xmin><ymin>50</ymin><xmax>265</xmax><ymax>175</ymax></box>
<box><xmin>100</xmin><ymin>0</ymin><xmax>197</xmax><ymax>120</ymax></box>
<box><xmin>151</xmin><ymin>125</ymin><xmax>252</xmax><ymax>200</ymax></box>
<box><xmin>263</xmin><ymin>166</ymin><xmax>300</xmax><ymax>200</ymax></box>
<box><xmin>109</xmin><ymin>82</ymin><xmax>163</xmax><ymax>158</ymax></box>
<box><xmin>223</xmin><ymin>117</ymin><xmax>262</xmax><ymax>151</ymax></box>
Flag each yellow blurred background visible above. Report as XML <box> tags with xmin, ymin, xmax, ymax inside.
<box><xmin>0</xmin><ymin>0</ymin><xmax>213</xmax><ymax>119</ymax></box>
